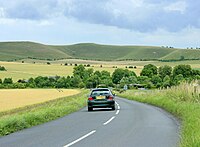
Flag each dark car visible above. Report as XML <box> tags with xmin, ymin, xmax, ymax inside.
<box><xmin>87</xmin><ymin>88</ymin><xmax>115</xmax><ymax>111</ymax></box>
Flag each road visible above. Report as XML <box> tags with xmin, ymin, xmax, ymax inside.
<box><xmin>0</xmin><ymin>97</ymin><xmax>180</xmax><ymax>147</ymax></box>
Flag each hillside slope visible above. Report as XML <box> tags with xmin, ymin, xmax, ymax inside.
<box><xmin>0</xmin><ymin>41</ymin><xmax>200</xmax><ymax>61</ymax></box>
<box><xmin>0</xmin><ymin>42</ymin><xmax>71</xmax><ymax>61</ymax></box>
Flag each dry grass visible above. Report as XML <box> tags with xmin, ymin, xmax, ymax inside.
<box><xmin>0</xmin><ymin>89</ymin><xmax>80</xmax><ymax>112</ymax></box>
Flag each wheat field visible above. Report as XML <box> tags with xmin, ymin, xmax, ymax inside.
<box><xmin>0</xmin><ymin>89</ymin><xmax>80</xmax><ymax>112</ymax></box>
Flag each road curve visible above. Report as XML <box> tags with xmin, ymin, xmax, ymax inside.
<box><xmin>0</xmin><ymin>97</ymin><xmax>180</xmax><ymax>147</ymax></box>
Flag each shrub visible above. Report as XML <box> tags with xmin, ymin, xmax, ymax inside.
<box><xmin>0</xmin><ymin>66</ymin><xmax>6</xmax><ymax>71</ymax></box>
<box><xmin>3</xmin><ymin>78</ymin><xmax>13</xmax><ymax>84</ymax></box>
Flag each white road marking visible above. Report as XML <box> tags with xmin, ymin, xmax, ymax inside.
<box><xmin>115</xmin><ymin>101</ymin><xmax>119</xmax><ymax>106</ymax></box>
<box><xmin>118</xmin><ymin>105</ymin><xmax>120</xmax><ymax>109</ymax></box>
<box><xmin>103</xmin><ymin>116</ymin><xmax>115</xmax><ymax>125</ymax></box>
<box><xmin>63</xmin><ymin>130</ymin><xmax>96</xmax><ymax>147</ymax></box>
<box><xmin>116</xmin><ymin>110</ymin><xmax>120</xmax><ymax>115</ymax></box>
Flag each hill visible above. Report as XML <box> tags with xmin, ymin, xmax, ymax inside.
<box><xmin>0</xmin><ymin>41</ymin><xmax>200</xmax><ymax>61</ymax></box>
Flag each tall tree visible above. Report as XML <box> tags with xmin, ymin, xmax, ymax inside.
<box><xmin>140</xmin><ymin>64</ymin><xmax>157</xmax><ymax>78</ymax></box>
<box><xmin>158</xmin><ymin>65</ymin><xmax>172</xmax><ymax>80</ymax></box>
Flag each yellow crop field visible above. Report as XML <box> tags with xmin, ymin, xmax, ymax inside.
<box><xmin>0</xmin><ymin>61</ymin><xmax>142</xmax><ymax>81</ymax></box>
<box><xmin>0</xmin><ymin>59</ymin><xmax>199</xmax><ymax>81</ymax></box>
<box><xmin>0</xmin><ymin>89</ymin><xmax>80</xmax><ymax>112</ymax></box>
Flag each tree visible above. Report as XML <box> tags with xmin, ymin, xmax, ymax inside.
<box><xmin>86</xmin><ymin>75</ymin><xmax>100</xmax><ymax>88</ymax></box>
<box><xmin>0</xmin><ymin>66</ymin><xmax>6</xmax><ymax>71</ymax></box>
<box><xmin>112</xmin><ymin>69</ymin><xmax>125</xmax><ymax>84</ymax></box>
<box><xmin>192</xmin><ymin>69</ymin><xmax>200</xmax><ymax>76</ymax></box>
<box><xmin>162</xmin><ymin>75</ymin><xmax>171</xmax><ymax>88</ymax></box>
<box><xmin>140</xmin><ymin>64</ymin><xmax>157</xmax><ymax>78</ymax></box>
<box><xmin>173</xmin><ymin>64</ymin><xmax>192</xmax><ymax>78</ymax></box>
<box><xmin>173</xmin><ymin>74</ymin><xmax>184</xmax><ymax>85</ymax></box>
<box><xmin>56</xmin><ymin>77</ymin><xmax>70</xmax><ymax>88</ymax></box>
<box><xmin>137</xmin><ymin>76</ymin><xmax>150</xmax><ymax>84</ymax></box>
<box><xmin>71</xmin><ymin>76</ymin><xmax>82</xmax><ymax>88</ymax></box>
<box><xmin>73</xmin><ymin>64</ymin><xmax>86</xmax><ymax>79</ymax></box>
<box><xmin>3</xmin><ymin>78</ymin><xmax>13</xmax><ymax>84</ymax></box>
<box><xmin>180</xmin><ymin>56</ymin><xmax>185</xmax><ymax>60</ymax></box>
<box><xmin>112</xmin><ymin>68</ymin><xmax>136</xmax><ymax>84</ymax></box>
<box><xmin>151</xmin><ymin>75</ymin><xmax>162</xmax><ymax>88</ymax></box>
<box><xmin>0</xmin><ymin>78</ymin><xmax>2</xmax><ymax>84</ymax></box>
<box><xmin>158</xmin><ymin>65</ymin><xmax>172</xmax><ymax>80</ymax></box>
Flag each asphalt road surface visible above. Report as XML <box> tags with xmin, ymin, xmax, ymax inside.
<box><xmin>0</xmin><ymin>97</ymin><xmax>180</xmax><ymax>147</ymax></box>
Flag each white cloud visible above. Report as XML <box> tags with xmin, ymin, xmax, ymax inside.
<box><xmin>37</xmin><ymin>20</ymin><xmax>54</xmax><ymax>26</ymax></box>
<box><xmin>164</xmin><ymin>1</ymin><xmax>187</xmax><ymax>14</ymax></box>
<box><xmin>0</xmin><ymin>7</ymin><xmax>6</xmax><ymax>18</ymax></box>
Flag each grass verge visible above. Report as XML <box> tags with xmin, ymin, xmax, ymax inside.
<box><xmin>0</xmin><ymin>89</ymin><xmax>88</xmax><ymax>137</ymax></box>
<box><xmin>117</xmin><ymin>82</ymin><xmax>200</xmax><ymax>147</ymax></box>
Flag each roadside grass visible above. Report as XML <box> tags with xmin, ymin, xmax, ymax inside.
<box><xmin>0</xmin><ymin>89</ymin><xmax>88</xmax><ymax>137</ymax></box>
<box><xmin>118</xmin><ymin>81</ymin><xmax>200</xmax><ymax>147</ymax></box>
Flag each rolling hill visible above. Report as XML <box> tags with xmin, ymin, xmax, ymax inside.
<box><xmin>0</xmin><ymin>41</ymin><xmax>200</xmax><ymax>61</ymax></box>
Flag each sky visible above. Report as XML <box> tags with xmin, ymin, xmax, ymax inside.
<box><xmin>0</xmin><ymin>0</ymin><xmax>199</xmax><ymax>48</ymax></box>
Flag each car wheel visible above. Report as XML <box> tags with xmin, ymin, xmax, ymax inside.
<box><xmin>88</xmin><ymin>107</ymin><xmax>93</xmax><ymax>111</ymax></box>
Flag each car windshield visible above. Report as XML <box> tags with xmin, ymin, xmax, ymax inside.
<box><xmin>91</xmin><ymin>89</ymin><xmax>110</xmax><ymax>96</ymax></box>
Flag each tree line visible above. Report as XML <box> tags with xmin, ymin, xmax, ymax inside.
<box><xmin>0</xmin><ymin>64</ymin><xmax>199</xmax><ymax>89</ymax></box>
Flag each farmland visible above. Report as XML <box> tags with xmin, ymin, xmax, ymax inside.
<box><xmin>0</xmin><ymin>89</ymin><xmax>80</xmax><ymax>112</ymax></box>
<box><xmin>0</xmin><ymin>59</ymin><xmax>200</xmax><ymax>82</ymax></box>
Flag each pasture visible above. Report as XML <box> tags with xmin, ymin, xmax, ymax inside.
<box><xmin>0</xmin><ymin>89</ymin><xmax>80</xmax><ymax>112</ymax></box>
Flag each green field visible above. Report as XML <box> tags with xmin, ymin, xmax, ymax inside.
<box><xmin>1</xmin><ymin>41</ymin><xmax>200</xmax><ymax>61</ymax></box>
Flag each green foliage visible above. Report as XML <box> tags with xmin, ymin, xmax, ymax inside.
<box><xmin>162</xmin><ymin>75</ymin><xmax>171</xmax><ymax>88</ymax></box>
<box><xmin>3</xmin><ymin>78</ymin><xmax>13</xmax><ymax>84</ymax></box>
<box><xmin>158</xmin><ymin>65</ymin><xmax>172</xmax><ymax>79</ymax></box>
<box><xmin>73</xmin><ymin>64</ymin><xmax>85</xmax><ymax>79</ymax></box>
<box><xmin>173</xmin><ymin>64</ymin><xmax>192</xmax><ymax>78</ymax></box>
<box><xmin>0</xmin><ymin>66</ymin><xmax>6</xmax><ymax>71</ymax></box>
<box><xmin>140</xmin><ymin>64</ymin><xmax>157</xmax><ymax>78</ymax></box>
<box><xmin>0</xmin><ymin>63</ymin><xmax>198</xmax><ymax>89</ymax></box>
<box><xmin>71</xmin><ymin>76</ymin><xmax>82</xmax><ymax>88</ymax></box>
<box><xmin>112</xmin><ymin>68</ymin><xmax>136</xmax><ymax>84</ymax></box>
<box><xmin>137</xmin><ymin>76</ymin><xmax>150</xmax><ymax>84</ymax></box>
<box><xmin>173</xmin><ymin>74</ymin><xmax>184</xmax><ymax>85</ymax></box>
<box><xmin>151</xmin><ymin>75</ymin><xmax>162</xmax><ymax>88</ymax></box>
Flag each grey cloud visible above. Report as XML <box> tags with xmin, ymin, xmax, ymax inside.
<box><xmin>0</xmin><ymin>0</ymin><xmax>200</xmax><ymax>32</ymax></box>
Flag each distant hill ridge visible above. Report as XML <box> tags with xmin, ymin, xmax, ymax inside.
<box><xmin>0</xmin><ymin>41</ymin><xmax>200</xmax><ymax>61</ymax></box>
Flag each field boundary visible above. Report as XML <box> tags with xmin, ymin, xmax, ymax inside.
<box><xmin>0</xmin><ymin>90</ymin><xmax>88</xmax><ymax>136</ymax></box>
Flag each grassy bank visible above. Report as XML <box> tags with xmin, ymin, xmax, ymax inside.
<box><xmin>118</xmin><ymin>82</ymin><xmax>200</xmax><ymax>147</ymax></box>
<box><xmin>0</xmin><ymin>89</ymin><xmax>88</xmax><ymax>136</ymax></box>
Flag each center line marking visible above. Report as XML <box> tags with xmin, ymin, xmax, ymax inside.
<box><xmin>63</xmin><ymin>130</ymin><xmax>96</xmax><ymax>147</ymax></box>
<box><xmin>103</xmin><ymin>116</ymin><xmax>115</xmax><ymax>125</ymax></box>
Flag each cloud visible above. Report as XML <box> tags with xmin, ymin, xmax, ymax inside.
<box><xmin>0</xmin><ymin>0</ymin><xmax>200</xmax><ymax>32</ymax></box>
<box><xmin>164</xmin><ymin>1</ymin><xmax>187</xmax><ymax>14</ymax></box>
<box><xmin>0</xmin><ymin>0</ymin><xmax>199</xmax><ymax>48</ymax></box>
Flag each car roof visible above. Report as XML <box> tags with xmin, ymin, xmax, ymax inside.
<box><xmin>91</xmin><ymin>88</ymin><xmax>110</xmax><ymax>91</ymax></box>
